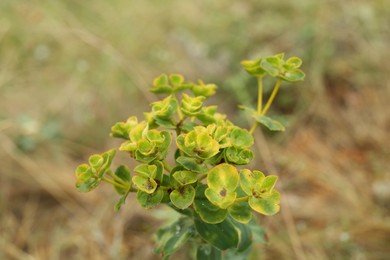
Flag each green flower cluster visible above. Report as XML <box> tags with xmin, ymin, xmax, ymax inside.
<box><xmin>74</xmin><ymin>54</ymin><xmax>304</xmax><ymax>259</ymax></box>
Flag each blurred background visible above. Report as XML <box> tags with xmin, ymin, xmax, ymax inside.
<box><xmin>1</xmin><ymin>0</ymin><xmax>389</xmax><ymax>259</ymax></box>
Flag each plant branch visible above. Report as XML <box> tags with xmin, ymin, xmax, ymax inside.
<box><xmin>262</xmin><ymin>79</ymin><xmax>282</xmax><ymax>115</ymax></box>
<box><xmin>102</xmin><ymin>177</ymin><xmax>129</xmax><ymax>190</ymax></box>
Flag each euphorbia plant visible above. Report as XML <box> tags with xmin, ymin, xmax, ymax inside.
<box><xmin>75</xmin><ymin>53</ymin><xmax>304</xmax><ymax>259</ymax></box>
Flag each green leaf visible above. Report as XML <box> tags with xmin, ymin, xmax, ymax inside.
<box><xmin>205</xmin><ymin>188</ymin><xmax>237</xmax><ymax>209</ymax></box>
<box><xmin>113</xmin><ymin>165</ymin><xmax>131</xmax><ymax>195</ymax></box>
<box><xmin>193</xmin><ymin>184</ymin><xmax>227</xmax><ymax>224</ymax></box>
<box><xmin>248</xmin><ymin>190</ymin><xmax>281</xmax><ymax>216</ymax></box>
<box><xmin>170</xmin><ymin>185</ymin><xmax>195</xmax><ymax>209</ymax></box>
<box><xmin>286</xmin><ymin>57</ymin><xmax>302</xmax><ymax>68</ymax></box>
<box><xmin>150</xmin><ymin>74</ymin><xmax>172</xmax><ymax>94</ymax></box>
<box><xmin>280</xmin><ymin>69</ymin><xmax>305</xmax><ymax>82</ymax></box>
<box><xmin>176</xmin><ymin>156</ymin><xmax>208</xmax><ymax>173</ymax></box>
<box><xmin>207</xmin><ymin>164</ymin><xmax>239</xmax><ymax>192</ymax></box>
<box><xmin>88</xmin><ymin>154</ymin><xmax>104</xmax><ymax>168</ymax></box>
<box><xmin>75</xmin><ymin>165</ymin><xmax>100</xmax><ymax>192</ymax></box>
<box><xmin>132</xmin><ymin>176</ymin><xmax>157</xmax><ymax>194</ymax></box>
<box><xmin>191</xmin><ymin>80</ymin><xmax>217</xmax><ymax>98</ymax></box>
<box><xmin>194</xmin><ymin>216</ymin><xmax>239</xmax><ymax>251</ymax></box>
<box><xmin>231</xmin><ymin>219</ymin><xmax>253</xmax><ymax>253</ymax></box>
<box><xmin>155</xmin><ymin>217</ymin><xmax>194</xmax><ymax>259</ymax></box>
<box><xmin>228</xmin><ymin>200</ymin><xmax>252</xmax><ymax>224</ymax></box>
<box><xmin>169</xmin><ymin>74</ymin><xmax>184</xmax><ymax>86</ymax></box>
<box><xmin>241</xmin><ymin>58</ymin><xmax>267</xmax><ymax>77</ymax></box>
<box><xmin>240</xmin><ymin>169</ymin><xmax>265</xmax><ymax>196</ymax></box>
<box><xmin>196</xmin><ymin>244</ymin><xmax>222</xmax><ymax>260</ymax></box>
<box><xmin>253</xmin><ymin>115</ymin><xmax>285</xmax><ymax>131</ymax></box>
<box><xmin>248</xmin><ymin>220</ymin><xmax>267</xmax><ymax>244</ymax></box>
<box><xmin>136</xmin><ymin>189</ymin><xmax>164</xmax><ymax>209</ymax></box>
<box><xmin>173</xmin><ymin>170</ymin><xmax>198</xmax><ymax>185</ymax></box>
<box><xmin>229</xmin><ymin>127</ymin><xmax>254</xmax><ymax>148</ymax></box>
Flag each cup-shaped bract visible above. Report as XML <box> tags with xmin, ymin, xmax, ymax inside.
<box><xmin>224</xmin><ymin>147</ymin><xmax>254</xmax><ymax>165</ymax></box>
<box><xmin>205</xmin><ymin>164</ymin><xmax>239</xmax><ymax>209</ymax></box>
<box><xmin>240</xmin><ymin>169</ymin><xmax>281</xmax><ymax>216</ymax></box>
<box><xmin>191</xmin><ymin>80</ymin><xmax>217</xmax><ymax>98</ymax></box>
<box><xmin>180</xmin><ymin>93</ymin><xmax>205</xmax><ymax>116</ymax></box>
<box><xmin>241</xmin><ymin>57</ymin><xmax>267</xmax><ymax>77</ymax></box>
<box><xmin>132</xmin><ymin>161</ymin><xmax>164</xmax><ymax>194</ymax></box>
<box><xmin>110</xmin><ymin>116</ymin><xmax>139</xmax><ymax>139</ymax></box>
<box><xmin>176</xmin><ymin>126</ymin><xmax>220</xmax><ymax>160</ymax></box>
<box><xmin>170</xmin><ymin>185</ymin><xmax>196</xmax><ymax>209</ymax></box>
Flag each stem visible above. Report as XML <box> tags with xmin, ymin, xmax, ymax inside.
<box><xmin>262</xmin><ymin>79</ymin><xmax>282</xmax><ymax>116</ymax></box>
<box><xmin>249</xmin><ymin>77</ymin><xmax>263</xmax><ymax>134</ymax></box>
<box><xmin>257</xmin><ymin>77</ymin><xmax>263</xmax><ymax>114</ymax></box>
<box><xmin>234</xmin><ymin>196</ymin><xmax>249</xmax><ymax>203</ymax></box>
<box><xmin>162</xmin><ymin>160</ymin><xmax>173</xmax><ymax>173</ymax></box>
<box><xmin>197</xmin><ymin>173</ymin><xmax>207</xmax><ymax>181</ymax></box>
<box><xmin>106</xmin><ymin>171</ymin><xmax>128</xmax><ymax>186</ymax></box>
<box><xmin>102</xmin><ymin>177</ymin><xmax>129</xmax><ymax>190</ymax></box>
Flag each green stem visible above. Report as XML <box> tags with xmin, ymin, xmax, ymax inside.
<box><xmin>234</xmin><ymin>196</ymin><xmax>249</xmax><ymax>203</ymax></box>
<box><xmin>106</xmin><ymin>171</ymin><xmax>128</xmax><ymax>186</ymax></box>
<box><xmin>197</xmin><ymin>173</ymin><xmax>207</xmax><ymax>181</ymax></box>
<box><xmin>162</xmin><ymin>160</ymin><xmax>173</xmax><ymax>173</ymax></box>
<box><xmin>249</xmin><ymin>77</ymin><xmax>263</xmax><ymax>134</ymax></box>
<box><xmin>261</xmin><ymin>79</ymin><xmax>282</xmax><ymax>116</ymax></box>
<box><xmin>257</xmin><ymin>77</ymin><xmax>263</xmax><ymax>114</ymax></box>
<box><xmin>102</xmin><ymin>177</ymin><xmax>129</xmax><ymax>190</ymax></box>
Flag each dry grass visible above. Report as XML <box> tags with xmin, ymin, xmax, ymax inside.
<box><xmin>1</xmin><ymin>0</ymin><xmax>390</xmax><ymax>259</ymax></box>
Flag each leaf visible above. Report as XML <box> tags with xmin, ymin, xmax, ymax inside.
<box><xmin>196</xmin><ymin>244</ymin><xmax>222</xmax><ymax>260</ymax></box>
<box><xmin>193</xmin><ymin>184</ymin><xmax>227</xmax><ymax>224</ymax></box>
<box><xmin>240</xmin><ymin>169</ymin><xmax>265</xmax><ymax>196</ymax></box>
<box><xmin>207</xmin><ymin>164</ymin><xmax>239</xmax><ymax>192</ymax></box>
<box><xmin>231</xmin><ymin>219</ymin><xmax>253</xmax><ymax>253</ymax></box>
<box><xmin>229</xmin><ymin>127</ymin><xmax>254</xmax><ymax>148</ymax></box>
<box><xmin>155</xmin><ymin>217</ymin><xmax>194</xmax><ymax>259</ymax></box>
<box><xmin>88</xmin><ymin>154</ymin><xmax>104</xmax><ymax>168</ymax></box>
<box><xmin>248</xmin><ymin>190</ymin><xmax>281</xmax><ymax>216</ymax></box>
<box><xmin>253</xmin><ymin>115</ymin><xmax>285</xmax><ymax>131</ymax></box>
<box><xmin>286</xmin><ymin>57</ymin><xmax>302</xmax><ymax>68</ymax></box>
<box><xmin>194</xmin><ymin>216</ymin><xmax>239</xmax><ymax>251</ymax></box>
<box><xmin>113</xmin><ymin>165</ymin><xmax>131</xmax><ymax>195</ymax></box>
<box><xmin>248</xmin><ymin>219</ymin><xmax>267</xmax><ymax>244</ymax></box>
<box><xmin>205</xmin><ymin>188</ymin><xmax>237</xmax><ymax>209</ymax></box>
<box><xmin>170</xmin><ymin>185</ymin><xmax>195</xmax><ymax>209</ymax></box>
<box><xmin>176</xmin><ymin>156</ymin><xmax>208</xmax><ymax>173</ymax></box>
<box><xmin>228</xmin><ymin>200</ymin><xmax>252</xmax><ymax>224</ymax></box>
<box><xmin>136</xmin><ymin>189</ymin><xmax>164</xmax><ymax>209</ymax></box>
<box><xmin>173</xmin><ymin>170</ymin><xmax>198</xmax><ymax>185</ymax></box>
<box><xmin>280</xmin><ymin>69</ymin><xmax>305</xmax><ymax>82</ymax></box>
<box><xmin>132</xmin><ymin>176</ymin><xmax>157</xmax><ymax>194</ymax></box>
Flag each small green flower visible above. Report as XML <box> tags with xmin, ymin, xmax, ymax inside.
<box><xmin>150</xmin><ymin>73</ymin><xmax>193</xmax><ymax>94</ymax></box>
<box><xmin>110</xmin><ymin>116</ymin><xmax>139</xmax><ymax>139</ymax></box>
<box><xmin>261</xmin><ymin>53</ymin><xmax>305</xmax><ymax>82</ymax></box>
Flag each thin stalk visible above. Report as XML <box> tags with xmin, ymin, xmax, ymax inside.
<box><xmin>249</xmin><ymin>77</ymin><xmax>263</xmax><ymax>134</ymax></box>
<box><xmin>162</xmin><ymin>160</ymin><xmax>173</xmax><ymax>173</ymax></box>
<box><xmin>102</xmin><ymin>177</ymin><xmax>129</xmax><ymax>190</ymax></box>
<box><xmin>261</xmin><ymin>79</ymin><xmax>282</xmax><ymax>115</ymax></box>
<box><xmin>234</xmin><ymin>196</ymin><xmax>249</xmax><ymax>203</ymax></box>
<box><xmin>106</xmin><ymin>171</ymin><xmax>128</xmax><ymax>186</ymax></box>
<box><xmin>257</xmin><ymin>76</ymin><xmax>263</xmax><ymax>114</ymax></box>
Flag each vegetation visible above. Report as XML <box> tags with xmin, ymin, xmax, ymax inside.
<box><xmin>1</xmin><ymin>1</ymin><xmax>390</xmax><ymax>259</ymax></box>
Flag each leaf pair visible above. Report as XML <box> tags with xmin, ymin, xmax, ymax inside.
<box><xmin>169</xmin><ymin>167</ymin><xmax>198</xmax><ymax>209</ymax></box>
